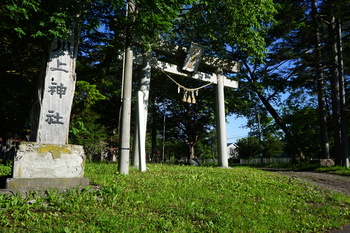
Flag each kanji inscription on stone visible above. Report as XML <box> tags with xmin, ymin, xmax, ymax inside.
<box><xmin>48</xmin><ymin>82</ymin><xmax>67</xmax><ymax>98</ymax></box>
<box><xmin>36</xmin><ymin>37</ymin><xmax>77</xmax><ymax>144</ymax></box>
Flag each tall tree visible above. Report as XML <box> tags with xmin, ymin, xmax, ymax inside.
<box><xmin>321</xmin><ymin>0</ymin><xmax>349</xmax><ymax>166</ymax></box>
<box><xmin>311</xmin><ymin>0</ymin><xmax>330</xmax><ymax>159</ymax></box>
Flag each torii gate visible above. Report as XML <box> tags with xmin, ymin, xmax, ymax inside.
<box><xmin>127</xmin><ymin>41</ymin><xmax>240</xmax><ymax>171</ymax></box>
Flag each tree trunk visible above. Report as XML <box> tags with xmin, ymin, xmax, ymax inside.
<box><xmin>336</xmin><ymin>19</ymin><xmax>349</xmax><ymax>167</ymax></box>
<box><xmin>329</xmin><ymin>16</ymin><xmax>342</xmax><ymax>165</ymax></box>
<box><xmin>256</xmin><ymin>92</ymin><xmax>305</xmax><ymax>162</ymax></box>
<box><xmin>188</xmin><ymin>143</ymin><xmax>195</xmax><ymax>161</ymax></box>
<box><xmin>311</xmin><ymin>0</ymin><xmax>330</xmax><ymax>159</ymax></box>
<box><xmin>244</xmin><ymin>63</ymin><xmax>305</xmax><ymax>162</ymax></box>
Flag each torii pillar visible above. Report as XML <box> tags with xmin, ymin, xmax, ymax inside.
<box><xmin>215</xmin><ymin>68</ymin><xmax>228</xmax><ymax>167</ymax></box>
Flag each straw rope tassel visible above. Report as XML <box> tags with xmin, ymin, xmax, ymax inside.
<box><xmin>182</xmin><ymin>91</ymin><xmax>187</xmax><ymax>102</ymax></box>
<box><xmin>186</xmin><ymin>91</ymin><xmax>192</xmax><ymax>103</ymax></box>
<box><xmin>160</xmin><ymin>69</ymin><xmax>214</xmax><ymax>104</ymax></box>
<box><xmin>191</xmin><ymin>91</ymin><xmax>196</xmax><ymax>103</ymax></box>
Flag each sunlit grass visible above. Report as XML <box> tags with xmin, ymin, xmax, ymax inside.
<box><xmin>0</xmin><ymin>162</ymin><xmax>350</xmax><ymax>232</ymax></box>
<box><xmin>0</xmin><ymin>164</ymin><xmax>11</xmax><ymax>176</ymax></box>
<box><xmin>316</xmin><ymin>166</ymin><xmax>350</xmax><ymax>176</ymax></box>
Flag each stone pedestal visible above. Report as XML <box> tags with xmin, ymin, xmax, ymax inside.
<box><xmin>6</xmin><ymin>142</ymin><xmax>89</xmax><ymax>191</ymax></box>
<box><xmin>6</xmin><ymin>178</ymin><xmax>89</xmax><ymax>191</ymax></box>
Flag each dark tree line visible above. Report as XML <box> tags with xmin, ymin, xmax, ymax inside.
<box><xmin>1</xmin><ymin>0</ymin><xmax>350</xmax><ymax>165</ymax></box>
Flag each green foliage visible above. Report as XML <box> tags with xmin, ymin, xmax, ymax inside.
<box><xmin>69</xmin><ymin>81</ymin><xmax>108</xmax><ymax>151</ymax></box>
<box><xmin>3</xmin><ymin>0</ymin><xmax>350</xmax><ymax>168</ymax></box>
<box><xmin>132</xmin><ymin>0</ymin><xmax>197</xmax><ymax>45</ymax></box>
<box><xmin>235</xmin><ymin>135</ymin><xmax>285</xmax><ymax>159</ymax></box>
<box><xmin>0</xmin><ymin>164</ymin><xmax>11</xmax><ymax>176</ymax></box>
<box><xmin>1</xmin><ymin>0</ymin><xmax>40</xmax><ymax>37</ymax></box>
<box><xmin>1</xmin><ymin>0</ymin><xmax>86</xmax><ymax>39</ymax></box>
<box><xmin>1</xmin><ymin>163</ymin><xmax>350</xmax><ymax>232</ymax></box>
<box><xmin>150</xmin><ymin>71</ymin><xmax>217</xmax><ymax>159</ymax></box>
<box><xmin>73</xmin><ymin>81</ymin><xmax>106</xmax><ymax>110</ymax></box>
<box><xmin>173</xmin><ymin>0</ymin><xmax>276</xmax><ymax>62</ymax></box>
<box><xmin>282</xmin><ymin>107</ymin><xmax>321</xmax><ymax>159</ymax></box>
<box><xmin>235</xmin><ymin>136</ymin><xmax>261</xmax><ymax>159</ymax></box>
<box><xmin>262</xmin><ymin>134</ymin><xmax>285</xmax><ymax>158</ymax></box>
<box><xmin>194</xmin><ymin>130</ymin><xmax>217</xmax><ymax>160</ymax></box>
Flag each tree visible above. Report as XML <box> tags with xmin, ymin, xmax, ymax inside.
<box><xmin>262</xmin><ymin>134</ymin><xmax>285</xmax><ymax>158</ymax></box>
<box><xmin>235</xmin><ymin>137</ymin><xmax>260</xmax><ymax>160</ymax></box>
<box><xmin>173</xmin><ymin>0</ymin><xmax>276</xmax><ymax>62</ymax></box>
<box><xmin>228</xmin><ymin>0</ymin><xmax>350</xmax><ymax>164</ymax></box>
<box><xmin>69</xmin><ymin>81</ymin><xmax>108</xmax><ymax>154</ymax></box>
<box><xmin>282</xmin><ymin>107</ymin><xmax>321</xmax><ymax>159</ymax></box>
<box><xmin>5</xmin><ymin>0</ymin><xmax>350</xmax><ymax>168</ymax></box>
<box><xmin>268</xmin><ymin>0</ymin><xmax>350</xmax><ymax>165</ymax></box>
<box><xmin>311</xmin><ymin>0</ymin><xmax>330</xmax><ymax>159</ymax></box>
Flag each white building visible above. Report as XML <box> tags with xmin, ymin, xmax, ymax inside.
<box><xmin>227</xmin><ymin>143</ymin><xmax>238</xmax><ymax>159</ymax></box>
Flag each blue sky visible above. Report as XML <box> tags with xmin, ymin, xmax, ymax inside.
<box><xmin>226</xmin><ymin>115</ymin><xmax>250</xmax><ymax>143</ymax></box>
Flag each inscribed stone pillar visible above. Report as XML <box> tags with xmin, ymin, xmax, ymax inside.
<box><xmin>36</xmin><ymin>37</ymin><xmax>77</xmax><ymax>144</ymax></box>
<box><xmin>6</xmin><ymin>36</ymin><xmax>89</xmax><ymax>191</ymax></box>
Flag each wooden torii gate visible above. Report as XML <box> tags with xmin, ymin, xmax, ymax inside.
<box><xmin>127</xmin><ymin>41</ymin><xmax>240</xmax><ymax>171</ymax></box>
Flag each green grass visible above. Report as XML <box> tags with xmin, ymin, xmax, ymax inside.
<box><xmin>264</xmin><ymin>162</ymin><xmax>350</xmax><ymax>176</ymax></box>
<box><xmin>316</xmin><ymin>166</ymin><xmax>350</xmax><ymax>176</ymax></box>
<box><xmin>1</xmin><ymin>162</ymin><xmax>350</xmax><ymax>232</ymax></box>
<box><xmin>0</xmin><ymin>164</ymin><xmax>11</xmax><ymax>176</ymax></box>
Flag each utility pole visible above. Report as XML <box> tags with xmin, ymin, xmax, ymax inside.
<box><xmin>257</xmin><ymin>111</ymin><xmax>263</xmax><ymax>164</ymax></box>
<box><xmin>162</xmin><ymin>111</ymin><xmax>166</xmax><ymax>163</ymax></box>
<box><xmin>118</xmin><ymin>0</ymin><xmax>135</xmax><ymax>174</ymax></box>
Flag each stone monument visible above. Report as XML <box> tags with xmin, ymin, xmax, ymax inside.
<box><xmin>6</xmin><ymin>37</ymin><xmax>89</xmax><ymax>191</ymax></box>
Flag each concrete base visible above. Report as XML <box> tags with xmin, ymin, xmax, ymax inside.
<box><xmin>6</xmin><ymin>177</ymin><xmax>89</xmax><ymax>191</ymax></box>
<box><xmin>1</xmin><ymin>142</ymin><xmax>90</xmax><ymax>193</ymax></box>
<box><xmin>13</xmin><ymin>142</ymin><xmax>86</xmax><ymax>178</ymax></box>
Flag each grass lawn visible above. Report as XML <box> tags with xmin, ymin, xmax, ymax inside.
<box><xmin>1</xmin><ymin>162</ymin><xmax>350</xmax><ymax>232</ymax></box>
